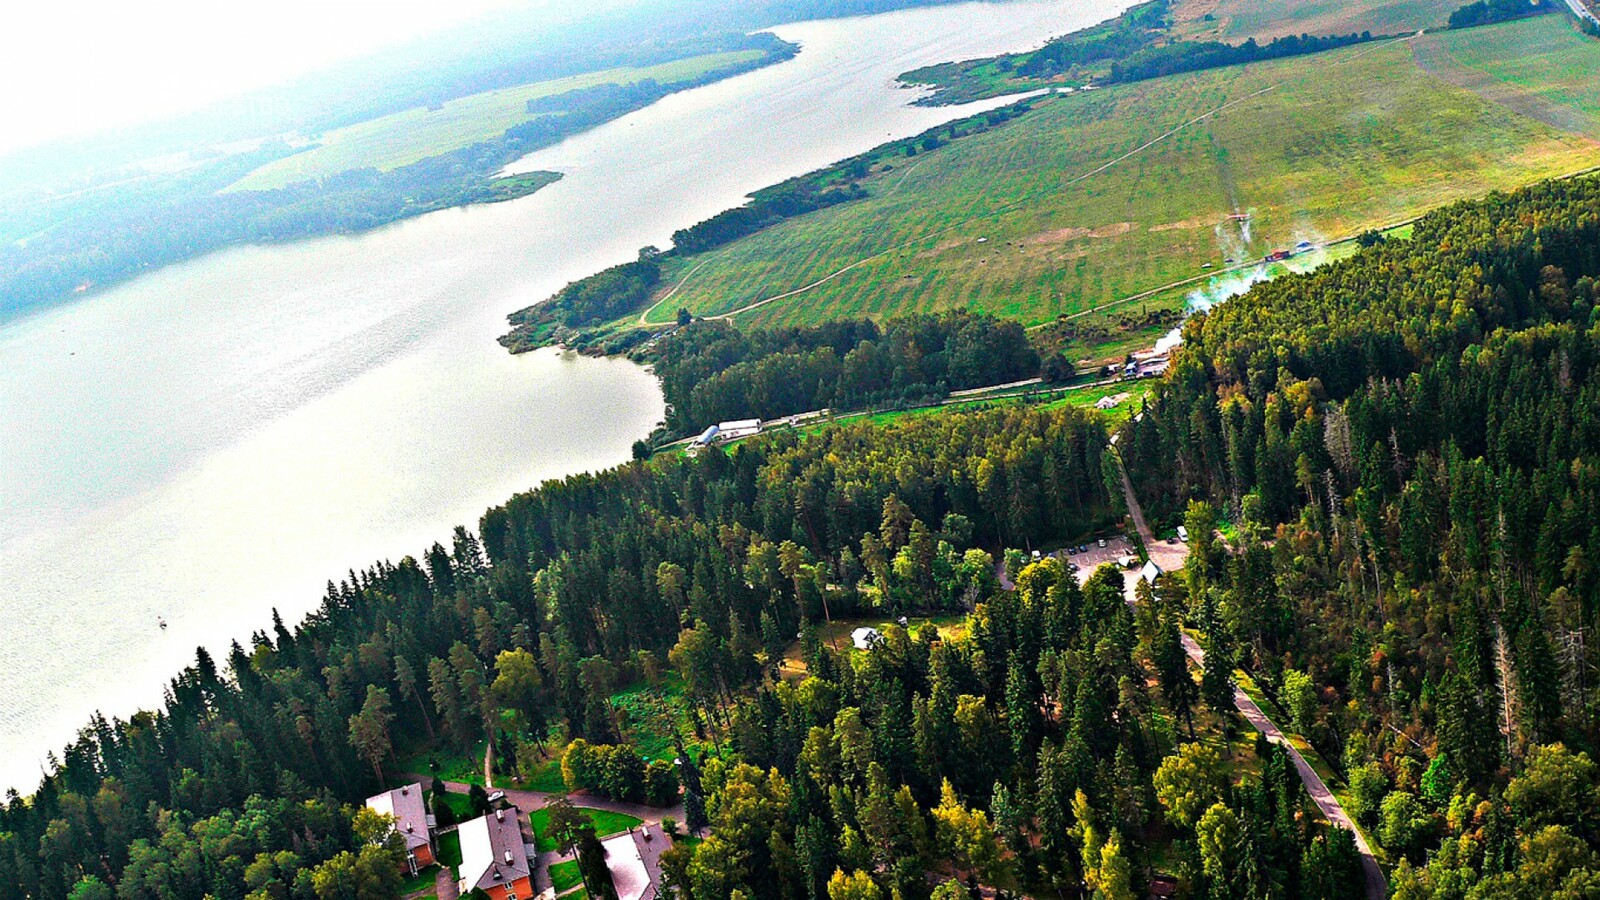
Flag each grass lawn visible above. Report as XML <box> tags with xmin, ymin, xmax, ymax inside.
<box><xmin>525</xmin><ymin>757</ymin><xmax>568</xmax><ymax>793</ymax></box>
<box><xmin>549</xmin><ymin>860</ymin><xmax>585</xmax><ymax>894</ymax></box>
<box><xmin>228</xmin><ymin>50</ymin><xmax>766</xmax><ymax>190</ymax></box>
<box><xmin>779</xmin><ymin>613</ymin><xmax>969</xmax><ymax>679</ymax></box>
<box><xmin>436</xmin><ymin>791</ymin><xmax>476</xmax><ymax>824</ymax></box>
<box><xmin>643</xmin><ymin>37</ymin><xmax>1596</xmax><ymax>332</ymax></box>
<box><xmin>397</xmin><ymin>740</ymin><xmax>487</xmax><ymax>787</ymax></box>
<box><xmin>400</xmin><ymin>865</ymin><xmax>439</xmax><ymax>896</ymax></box>
<box><xmin>531</xmin><ymin>807</ymin><xmax>645</xmax><ymax>852</ymax></box>
<box><xmin>612</xmin><ymin>674</ymin><xmax>700</xmax><ymax>762</ymax></box>
<box><xmin>436</xmin><ymin>831</ymin><xmax>463</xmax><ymax>869</ymax></box>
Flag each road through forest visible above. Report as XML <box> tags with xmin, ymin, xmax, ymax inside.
<box><xmin>1109</xmin><ymin>453</ymin><xmax>1388</xmax><ymax>900</ymax></box>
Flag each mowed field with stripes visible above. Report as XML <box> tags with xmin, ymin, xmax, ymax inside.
<box><xmin>644</xmin><ymin>20</ymin><xmax>1600</xmax><ymax>330</ymax></box>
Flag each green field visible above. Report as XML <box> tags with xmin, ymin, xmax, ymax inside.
<box><xmin>1175</xmin><ymin>0</ymin><xmax>1460</xmax><ymax>41</ymax></box>
<box><xmin>228</xmin><ymin>51</ymin><xmax>765</xmax><ymax>191</ymax></box>
<box><xmin>1413</xmin><ymin>14</ymin><xmax>1600</xmax><ymax>136</ymax></box>
<box><xmin>642</xmin><ymin>37</ymin><xmax>1597</xmax><ymax>331</ymax></box>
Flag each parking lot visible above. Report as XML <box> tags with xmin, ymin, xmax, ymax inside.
<box><xmin>1053</xmin><ymin>534</ymin><xmax>1139</xmax><ymax>577</ymax></box>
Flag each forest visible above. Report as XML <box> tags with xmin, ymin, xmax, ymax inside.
<box><xmin>1</xmin><ymin>403</ymin><xmax>1128</xmax><ymax>899</ymax></box>
<box><xmin>647</xmin><ymin>312</ymin><xmax>1043</xmax><ymax>436</ymax></box>
<box><xmin>1120</xmin><ymin>172</ymin><xmax>1600</xmax><ymax>894</ymax></box>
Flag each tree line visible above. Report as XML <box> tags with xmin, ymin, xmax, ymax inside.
<box><xmin>1447</xmin><ymin>0</ymin><xmax>1549</xmax><ymax>29</ymax></box>
<box><xmin>647</xmin><ymin>312</ymin><xmax>1043</xmax><ymax>436</ymax></box>
<box><xmin>1105</xmin><ymin>31</ymin><xmax>1377</xmax><ymax>84</ymax></box>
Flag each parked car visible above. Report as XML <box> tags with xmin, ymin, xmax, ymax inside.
<box><xmin>1097</xmin><ymin>539</ymin><xmax>1107</xmax><ymax>548</ymax></box>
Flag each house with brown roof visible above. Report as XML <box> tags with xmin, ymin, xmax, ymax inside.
<box><xmin>458</xmin><ymin>806</ymin><xmax>534</xmax><ymax>900</ymax></box>
<box><xmin>364</xmin><ymin>782</ymin><xmax>436</xmax><ymax>875</ymax></box>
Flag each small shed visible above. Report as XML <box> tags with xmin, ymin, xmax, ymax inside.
<box><xmin>1140</xmin><ymin>561</ymin><xmax>1162</xmax><ymax>584</ymax></box>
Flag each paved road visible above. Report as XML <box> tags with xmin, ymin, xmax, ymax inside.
<box><xmin>432</xmin><ymin>866</ymin><xmax>459</xmax><ymax>900</ymax></box>
<box><xmin>1563</xmin><ymin>0</ymin><xmax>1599</xmax><ymax>25</ymax></box>
<box><xmin>1108</xmin><ymin>452</ymin><xmax>1387</xmax><ymax>900</ymax></box>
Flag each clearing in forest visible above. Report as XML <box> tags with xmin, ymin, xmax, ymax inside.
<box><xmin>645</xmin><ymin>38</ymin><xmax>1597</xmax><ymax>331</ymax></box>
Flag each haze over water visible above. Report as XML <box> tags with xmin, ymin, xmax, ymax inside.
<box><xmin>0</xmin><ymin>0</ymin><xmax>1133</xmax><ymax>790</ymax></box>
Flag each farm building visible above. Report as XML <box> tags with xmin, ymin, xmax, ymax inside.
<box><xmin>458</xmin><ymin>807</ymin><xmax>533</xmax><ymax>900</ymax></box>
<box><xmin>364</xmin><ymin>783</ymin><xmax>435</xmax><ymax>875</ymax></box>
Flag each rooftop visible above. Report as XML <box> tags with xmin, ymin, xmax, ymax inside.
<box><xmin>458</xmin><ymin>807</ymin><xmax>531</xmax><ymax>892</ymax></box>
<box><xmin>365</xmin><ymin>782</ymin><xmax>431</xmax><ymax>852</ymax></box>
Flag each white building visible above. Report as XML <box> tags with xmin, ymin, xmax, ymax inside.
<box><xmin>1140</xmin><ymin>561</ymin><xmax>1162</xmax><ymax>584</ymax></box>
<box><xmin>851</xmin><ymin>626</ymin><xmax>883</xmax><ymax>650</ymax></box>
<box><xmin>716</xmin><ymin>419</ymin><xmax>762</xmax><ymax>441</ymax></box>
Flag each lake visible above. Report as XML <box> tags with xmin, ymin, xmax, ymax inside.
<box><xmin>0</xmin><ymin>0</ymin><xmax>1133</xmax><ymax>790</ymax></box>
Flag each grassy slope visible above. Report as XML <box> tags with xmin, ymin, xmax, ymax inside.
<box><xmin>646</xmin><ymin>38</ymin><xmax>1597</xmax><ymax>330</ymax></box>
<box><xmin>228</xmin><ymin>51</ymin><xmax>765</xmax><ymax>191</ymax></box>
<box><xmin>1174</xmin><ymin>0</ymin><xmax>1460</xmax><ymax>41</ymax></box>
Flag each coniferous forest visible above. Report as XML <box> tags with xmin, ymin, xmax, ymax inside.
<box><xmin>16</xmin><ymin>173</ymin><xmax>1600</xmax><ymax>898</ymax></box>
